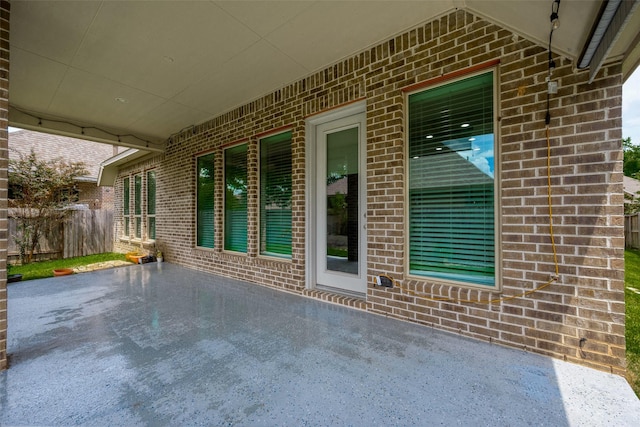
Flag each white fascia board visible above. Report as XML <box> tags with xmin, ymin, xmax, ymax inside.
<box><xmin>97</xmin><ymin>149</ymin><xmax>150</xmax><ymax>186</ymax></box>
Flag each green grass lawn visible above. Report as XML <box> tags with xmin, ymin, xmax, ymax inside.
<box><xmin>9</xmin><ymin>252</ymin><xmax>130</xmax><ymax>281</ymax></box>
<box><xmin>625</xmin><ymin>249</ymin><xmax>640</xmax><ymax>397</ymax></box>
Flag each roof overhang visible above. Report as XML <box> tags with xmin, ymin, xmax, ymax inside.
<box><xmin>578</xmin><ymin>0</ymin><xmax>640</xmax><ymax>82</ymax></box>
<box><xmin>75</xmin><ymin>176</ymin><xmax>98</xmax><ymax>184</ymax></box>
<box><xmin>9</xmin><ymin>1</ymin><xmax>640</xmax><ymax>149</ymax></box>
<box><xmin>97</xmin><ymin>148</ymin><xmax>151</xmax><ymax>187</ymax></box>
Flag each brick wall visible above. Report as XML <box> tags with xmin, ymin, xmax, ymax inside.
<box><xmin>100</xmin><ymin>185</ymin><xmax>114</xmax><ymax>211</ymax></box>
<box><xmin>113</xmin><ymin>154</ymin><xmax>164</xmax><ymax>254</ymax></box>
<box><xmin>0</xmin><ymin>0</ymin><xmax>9</xmax><ymax>371</ymax></box>
<box><xmin>115</xmin><ymin>10</ymin><xmax>625</xmax><ymax>373</ymax></box>
<box><xmin>76</xmin><ymin>182</ymin><xmax>105</xmax><ymax>209</ymax></box>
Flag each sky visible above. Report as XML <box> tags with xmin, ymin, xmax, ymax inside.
<box><xmin>624</xmin><ymin>68</ymin><xmax>640</xmax><ymax>144</ymax></box>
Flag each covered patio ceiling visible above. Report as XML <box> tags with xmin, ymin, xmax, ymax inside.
<box><xmin>8</xmin><ymin>0</ymin><xmax>640</xmax><ymax>152</ymax></box>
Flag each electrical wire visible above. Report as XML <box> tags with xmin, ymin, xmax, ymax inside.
<box><xmin>547</xmin><ymin>126</ymin><xmax>560</xmax><ymax>278</ymax></box>
<box><xmin>11</xmin><ymin>106</ymin><xmax>162</xmax><ymax>147</ymax></box>
<box><xmin>546</xmin><ymin>0</ymin><xmax>560</xmax><ymax>125</ymax></box>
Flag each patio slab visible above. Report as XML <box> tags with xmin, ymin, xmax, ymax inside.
<box><xmin>1</xmin><ymin>263</ymin><xmax>639</xmax><ymax>426</ymax></box>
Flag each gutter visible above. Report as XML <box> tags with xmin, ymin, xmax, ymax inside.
<box><xmin>578</xmin><ymin>0</ymin><xmax>640</xmax><ymax>83</ymax></box>
<box><xmin>97</xmin><ymin>148</ymin><xmax>150</xmax><ymax>187</ymax></box>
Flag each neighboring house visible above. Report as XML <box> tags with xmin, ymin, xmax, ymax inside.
<box><xmin>9</xmin><ymin>129</ymin><xmax>119</xmax><ymax>210</ymax></box>
<box><xmin>2</xmin><ymin>1</ymin><xmax>638</xmax><ymax>376</ymax></box>
<box><xmin>624</xmin><ymin>175</ymin><xmax>640</xmax><ymax>208</ymax></box>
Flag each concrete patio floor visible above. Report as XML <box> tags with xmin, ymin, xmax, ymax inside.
<box><xmin>1</xmin><ymin>263</ymin><xmax>639</xmax><ymax>426</ymax></box>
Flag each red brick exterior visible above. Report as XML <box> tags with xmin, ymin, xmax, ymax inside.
<box><xmin>114</xmin><ymin>11</ymin><xmax>625</xmax><ymax>374</ymax></box>
<box><xmin>0</xmin><ymin>0</ymin><xmax>9</xmax><ymax>371</ymax></box>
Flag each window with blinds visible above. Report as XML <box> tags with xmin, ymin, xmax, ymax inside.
<box><xmin>408</xmin><ymin>71</ymin><xmax>496</xmax><ymax>287</ymax></box>
<box><xmin>134</xmin><ymin>175</ymin><xmax>142</xmax><ymax>239</ymax></box>
<box><xmin>260</xmin><ymin>131</ymin><xmax>292</xmax><ymax>258</ymax></box>
<box><xmin>224</xmin><ymin>144</ymin><xmax>248</xmax><ymax>253</ymax></box>
<box><xmin>123</xmin><ymin>177</ymin><xmax>130</xmax><ymax>237</ymax></box>
<box><xmin>147</xmin><ymin>170</ymin><xmax>156</xmax><ymax>240</ymax></box>
<box><xmin>197</xmin><ymin>153</ymin><xmax>215</xmax><ymax>248</ymax></box>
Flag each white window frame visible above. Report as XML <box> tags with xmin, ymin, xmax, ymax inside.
<box><xmin>196</xmin><ymin>151</ymin><xmax>216</xmax><ymax>250</ymax></box>
<box><xmin>146</xmin><ymin>170</ymin><xmax>156</xmax><ymax>241</ymax></box>
<box><xmin>122</xmin><ymin>176</ymin><xmax>130</xmax><ymax>238</ymax></box>
<box><xmin>258</xmin><ymin>130</ymin><xmax>293</xmax><ymax>260</ymax></box>
<box><xmin>223</xmin><ymin>142</ymin><xmax>249</xmax><ymax>254</ymax></box>
<box><xmin>134</xmin><ymin>174</ymin><xmax>142</xmax><ymax>239</ymax></box>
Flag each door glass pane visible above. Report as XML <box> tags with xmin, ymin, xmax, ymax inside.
<box><xmin>326</xmin><ymin>127</ymin><xmax>358</xmax><ymax>274</ymax></box>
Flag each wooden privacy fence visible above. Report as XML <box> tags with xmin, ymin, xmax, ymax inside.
<box><xmin>8</xmin><ymin>209</ymin><xmax>114</xmax><ymax>261</ymax></box>
<box><xmin>626</xmin><ymin>213</ymin><xmax>640</xmax><ymax>249</ymax></box>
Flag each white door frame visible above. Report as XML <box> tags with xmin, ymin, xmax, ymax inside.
<box><xmin>305</xmin><ymin>102</ymin><xmax>367</xmax><ymax>295</ymax></box>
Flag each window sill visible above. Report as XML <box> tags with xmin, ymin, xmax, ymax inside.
<box><xmin>194</xmin><ymin>246</ymin><xmax>216</xmax><ymax>253</ymax></box>
<box><xmin>257</xmin><ymin>253</ymin><xmax>292</xmax><ymax>263</ymax></box>
<box><xmin>405</xmin><ymin>272</ymin><xmax>501</xmax><ymax>292</ymax></box>
<box><xmin>222</xmin><ymin>250</ymin><xmax>248</xmax><ymax>257</ymax></box>
<box><xmin>119</xmin><ymin>237</ymin><xmax>156</xmax><ymax>247</ymax></box>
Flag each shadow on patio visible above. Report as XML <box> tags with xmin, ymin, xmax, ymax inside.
<box><xmin>1</xmin><ymin>263</ymin><xmax>639</xmax><ymax>426</ymax></box>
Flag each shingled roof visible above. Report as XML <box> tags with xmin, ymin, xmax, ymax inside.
<box><xmin>8</xmin><ymin>129</ymin><xmax>120</xmax><ymax>180</ymax></box>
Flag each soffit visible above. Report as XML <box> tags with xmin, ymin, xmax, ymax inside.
<box><xmin>8</xmin><ymin>1</ymin><xmax>639</xmax><ymax>151</ymax></box>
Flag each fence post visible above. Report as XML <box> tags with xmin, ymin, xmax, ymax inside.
<box><xmin>625</xmin><ymin>213</ymin><xmax>640</xmax><ymax>249</ymax></box>
<box><xmin>9</xmin><ymin>209</ymin><xmax>114</xmax><ymax>260</ymax></box>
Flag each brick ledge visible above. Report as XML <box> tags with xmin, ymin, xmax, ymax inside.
<box><xmin>302</xmin><ymin>289</ymin><xmax>367</xmax><ymax>311</ymax></box>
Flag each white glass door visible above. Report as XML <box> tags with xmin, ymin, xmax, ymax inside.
<box><xmin>314</xmin><ymin>113</ymin><xmax>366</xmax><ymax>295</ymax></box>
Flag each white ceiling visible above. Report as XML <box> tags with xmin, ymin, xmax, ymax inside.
<box><xmin>8</xmin><ymin>1</ymin><xmax>639</xmax><ymax>151</ymax></box>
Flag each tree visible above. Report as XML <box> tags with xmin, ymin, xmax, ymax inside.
<box><xmin>623</xmin><ymin>137</ymin><xmax>640</xmax><ymax>178</ymax></box>
<box><xmin>624</xmin><ymin>193</ymin><xmax>640</xmax><ymax>214</ymax></box>
<box><xmin>623</xmin><ymin>137</ymin><xmax>640</xmax><ymax>214</ymax></box>
<box><xmin>8</xmin><ymin>150</ymin><xmax>88</xmax><ymax>264</ymax></box>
